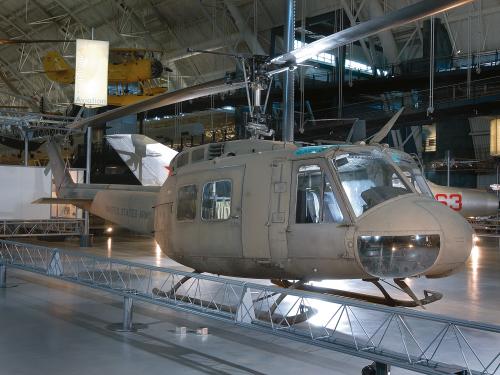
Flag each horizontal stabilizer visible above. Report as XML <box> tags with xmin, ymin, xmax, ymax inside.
<box><xmin>33</xmin><ymin>197</ymin><xmax>92</xmax><ymax>210</ymax></box>
<box><xmin>106</xmin><ymin>134</ymin><xmax>178</xmax><ymax>186</ymax></box>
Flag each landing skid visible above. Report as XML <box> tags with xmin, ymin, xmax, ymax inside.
<box><xmin>151</xmin><ymin>275</ymin><xmax>316</xmax><ymax>325</ymax></box>
<box><xmin>271</xmin><ymin>278</ymin><xmax>442</xmax><ymax>308</ymax></box>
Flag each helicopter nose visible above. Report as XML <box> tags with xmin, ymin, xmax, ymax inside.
<box><xmin>421</xmin><ymin>198</ymin><xmax>474</xmax><ymax>278</ymax></box>
<box><xmin>354</xmin><ymin>194</ymin><xmax>473</xmax><ymax>279</ymax></box>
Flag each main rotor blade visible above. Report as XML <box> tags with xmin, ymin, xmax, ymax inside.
<box><xmin>69</xmin><ymin>78</ymin><xmax>247</xmax><ymax>129</ymax></box>
<box><xmin>368</xmin><ymin>107</ymin><xmax>405</xmax><ymax>144</ymax></box>
<box><xmin>271</xmin><ymin>0</ymin><xmax>472</xmax><ymax>66</ymax></box>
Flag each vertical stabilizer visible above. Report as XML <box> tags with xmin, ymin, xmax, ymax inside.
<box><xmin>46</xmin><ymin>140</ymin><xmax>74</xmax><ymax>195</ymax></box>
<box><xmin>106</xmin><ymin>134</ymin><xmax>178</xmax><ymax>186</ymax></box>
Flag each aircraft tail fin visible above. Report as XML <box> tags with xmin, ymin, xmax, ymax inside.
<box><xmin>46</xmin><ymin>140</ymin><xmax>75</xmax><ymax>196</ymax></box>
<box><xmin>106</xmin><ymin>134</ymin><xmax>178</xmax><ymax>186</ymax></box>
<box><xmin>42</xmin><ymin>51</ymin><xmax>75</xmax><ymax>84</ymax></box>
<box><xmin>367</xmin><ymin>107</ymin><xmax>405</xmax><ymax>144</ymax></box>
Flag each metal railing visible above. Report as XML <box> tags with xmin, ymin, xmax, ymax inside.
<box><xmin>0</xmin><ymin>219</ymin><xmax>84</xmax><ymax>237</ymax></box>
<box><xmin>0</xmin><ymin>239</ymin><xmax>499</xmax><ymax>375</ymax></box>
<box><xmin>0</xmin><ymin>110</ymin><xmax>77</xmax><ymax>140</ymax></box>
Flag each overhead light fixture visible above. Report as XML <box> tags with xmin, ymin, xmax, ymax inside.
<box><xmin>490</xmin><ymin>118</ymin><xmax>500</xmax><ymax>156</ymax></box>
<box><xmin>74</xmin><ymin>39</ymin><xmax>109</xmax><ymax>108</ymax></box>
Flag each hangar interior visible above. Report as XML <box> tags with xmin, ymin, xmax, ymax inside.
<box><xmin>0</xmin><ymin>1</ymin><xmax>499</xmax><ymax>375</ymax></box>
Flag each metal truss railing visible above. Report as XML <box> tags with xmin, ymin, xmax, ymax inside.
<box><xmin>0</xmin><ymin>239</ymin><xmax>499</xmax><ymax>375</ymax></box>
<box><xmin>0</xmin><ymin>110</ymin><xmax>77</xmax><ymax>141</ymax></box>
<box><xmin>0</xmin><ymin>219</ymin><xmax>84</xmax><ymax>237</ymax></box>
<box><xmin>470</xmin><ymin>216</ymin><xmax>500</xmax><ymax>235</ymax></box>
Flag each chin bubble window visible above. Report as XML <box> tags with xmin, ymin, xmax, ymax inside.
<box><xmin>357</xmin><ymin>234</ymin><xmax>440</xmax><ymax>278</ymax></box>
<box><xmin>332</xmin><ymin>151</ymin><xmax>411</xmax><ymax>216</ymax></box>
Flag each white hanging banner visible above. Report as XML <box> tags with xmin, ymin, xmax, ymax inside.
<box><xmin>74</xmin><ymin>39</ymin><xmax>109</xmax><ymax>108</ymax></box>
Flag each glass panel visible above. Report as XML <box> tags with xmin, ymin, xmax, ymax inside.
<box><xmin>177</xmin><ymin>185</ymin><xmax>197</xmax><ymax>220</ymax></box>
<box><xmin>177</xmin><ymin>152</ymin><xmax>189</xmax><ymax>168</ymax></box>
<box><xmin>332</xmin><ymin>151</ymin><xmax>411</xmax><ymax>216</ymax></box>
<box><xmin>296</xmin><ymin>165</ymin><xmax>321</xmax><ymax>223</ymax></box>
<box><xmin>202</xmin><ymin>180</ymin><xmax>232</xmax><ymax>220</ymax></box>
<box><xmin>323</xmin><ymin>178</ymin><xmax>344</xmax><ymax>223</ymax></box>
<box><xmin>358</xmin><ymin>234</ymin><xmax>440</xmax><ymax>278</ymax></box>
<box><xmin>296</xmin><ymin>165</ymin><xmax>343</xmax><ymax>224</ymax></box>
<box><xmin>191</xmin><ymin>148</ymin><xmax>205</xmax><ymax>162</ymax></box>
<box><xmin>396</xmin><ymin>161</ymin><xmax>434</xmax><ymax>198</ymax></box>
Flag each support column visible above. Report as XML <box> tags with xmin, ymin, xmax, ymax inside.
<box><xmin>80</xmin><ymin>127</ymin><xmax>92</xmax><ymax>247</ymax></box>
<box><xmin>122</xmin><ymin>296</ymin><xmax>133</xmax><ymax>331</ymax></box>
<box><xmin>446</xmin><ymin>150</ymin><xmax>451</xmax><ymax>187</ymax></box>
<box><xmin>337</xmin><ymin>45</ymin><xmax>346</xmax><ymax>118</ymax></box>
<box><xmin>24</xmin><ymin>135</ymin><xmax>29</xmax><ymax>166</ymax></box>
<box><xmin>235</xmin><ymin>286</ymin><xmax>256</xmax><ymax>324</ymax></box>
<box><xmin>0</xmin><ymin>264</ymin><xmax>6</xmax><ymax>288</ymax></box>
<box><xmin>282</xmin><ymin>0</ymin><xmax>295</xmax><ymax>142</ymax></box>
<box><xmin>108</xmin><ymin>295</ymin><xmax>146</xmax><ymax>332</ymax></box>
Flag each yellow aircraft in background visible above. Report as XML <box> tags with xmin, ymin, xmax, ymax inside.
<box><xmin>43</xmin><ymin>49</ymin><xmax>170</xmax><ymax>106</ymax></box>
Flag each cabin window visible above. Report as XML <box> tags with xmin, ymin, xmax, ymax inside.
<box><xmin>176</xmin><ymin>185</ymin><xmax>197</xmax><ymax>221</ymax></box>
<box><xmin>202</xmin><ymin>180</ymin><xmax>232</xmax><ymax>220</ymax></box>
<box><xmin>177</xmin><ymin>153</ymin><xmax>189</xmax><ymax>168</ymax></box>
<box><xmin>191</xmin><ymin>148</ymin><xmax>205</xmax><ymax>162</ymax></box>
<box><xmin>295</xmin><ymin>165</ymin><xmax>344</xmax><ymax>224</ymax></box>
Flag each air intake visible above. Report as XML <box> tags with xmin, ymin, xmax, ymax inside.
<box><xmin>208</xmin><ymin>143</ymin><xmax>225</xmax><ymax>160</ymax></box>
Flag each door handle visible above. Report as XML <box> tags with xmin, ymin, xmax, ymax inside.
<box><xmin>231</xmin><ymin>215</ymin><xmax>240</xmax><ymax>219</ymax></box>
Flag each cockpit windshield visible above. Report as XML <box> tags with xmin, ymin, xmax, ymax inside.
<box><xmin>331</xmin><ymin>151</ymin><xmax>411</xmax><ymax>216</ymax></box>
<box><xmin>394</xmin><ymin>159</ymin><xmax>434</xmax><ymax>198</ymax></box>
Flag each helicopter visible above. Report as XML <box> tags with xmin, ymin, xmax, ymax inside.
<box><xmin>40</xmin><ymin>0</ymin><xmax>474</xmax><ymax>308</ymax></box>
<box><xmin>42</xmin><ymin>49</ymin><xmax>170</xmax><ymax>106</ymax></box>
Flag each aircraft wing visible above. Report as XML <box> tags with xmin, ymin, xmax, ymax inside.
<box><xmin>106</xmin><ymin>134</ymin><xmax>178</xmax><ymax>186</ymax></box>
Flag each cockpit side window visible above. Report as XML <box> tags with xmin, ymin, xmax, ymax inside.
<box><xmin>295</xmin><ymin>165</ymin><xmax>344</xmax><ymax>224</ymax></box>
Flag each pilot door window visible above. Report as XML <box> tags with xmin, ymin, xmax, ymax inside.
<box><xmin>295</xmin><ymin>165</ymin><xmax>344</xmax><ymax>224</ymax></box>
<box><xmin>176</xmin><ymin>185</ymin><xmax>197</xmax><ymax>221</ymax></box>
<box><xmin>202</xmin><ymin>180</ymin><xmax>232</xmax><ymax>221</ymax></box>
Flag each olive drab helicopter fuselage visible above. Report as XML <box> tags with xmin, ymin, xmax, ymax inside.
<box><xmin>42</xmin><ymin>0</ymin><xmax>476</xmax><ymax>306</ymax></box>
<box><xmin>154</xmin><ymin>139</ymin><xmax>473</xmax><ymax>281</ymax></box>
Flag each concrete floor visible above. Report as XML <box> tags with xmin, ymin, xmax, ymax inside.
<box><xmin>1</xmin><ymin>234</ymin><xmax>499</xmax><ymax>374</ymax></box>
